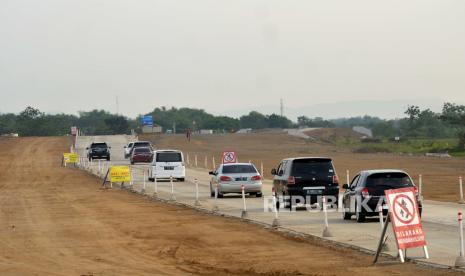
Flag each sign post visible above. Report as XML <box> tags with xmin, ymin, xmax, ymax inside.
<box><xmin>374</xmin><ymin>187</ymin><xmax>428</xmax><ymax>263</ymax></box>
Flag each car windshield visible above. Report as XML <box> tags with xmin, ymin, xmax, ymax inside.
<box><xmin>135</xmin><ymin>148</ymin><xmax>151</xmax><ymax>153</ymax></box>
<box><xmin>365</xmin><ymin>173</ymin><xmax>412</xmax><ymax>188</ymax></box>
<box><xmin>222</xmin><ymin>165</ymin><xmax>257</xmax><ymax>174</ymax></box>
<box><xmin>291</xmin><ymin>159</ymin><xmax>334</xmax><ymax>178</ymax></box>
<box><xmin>156</xmin><ymin>152</ymin><xmax>182</xmax><ymax>162</ymax></box>
<box><xmin>91</xmin><ymin>143</ymin><xmax>107</xmax><ymax>148</ymax></box>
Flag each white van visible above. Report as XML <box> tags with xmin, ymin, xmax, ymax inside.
<box><xmin>149</xmin><ymin>150</ymin><xmax>186</xmax><ymax>182</ymax></box>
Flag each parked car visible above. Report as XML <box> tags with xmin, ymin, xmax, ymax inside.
<box><xmin>341</xmin><ymin>169</ymin><xmax>422</xmax><ymax>223</ymax></box>
<box><xmin>209</xmin><ymin>163</ymin><xmax>263</xmax><ymax>198</ymax></box>
<box><xmin>149</xmin><ymin>150</ymin><xmax>185</xmax><ymax>182</ymax></box>
<box><xmin>130</xmin><ymin>147</ymin><xmax>153</xmax><ymax>164</ymax></box>
<box><xmin>271</xmin><ymin>157</ymin><xmax>339</xmax><ymax>209</ymax></box>
<box><xmin>124</xmin><ymin>142</ymin><xmax>134</xmax><ymax>159</ymax></box>
<box><xmin>86</xmin><ymin>142</ymin><xmax>111</xmax><ymax>161</ymax></box>
<box><xmin>129</xmin><ymin>141</ymin><xmax>153</xmax><ymax>157</ymax></box>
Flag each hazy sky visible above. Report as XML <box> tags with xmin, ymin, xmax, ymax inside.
<box><xmin>1</xmin><ymin>0</ymin><xmax>464</xmax><ymax>119</ymax></box>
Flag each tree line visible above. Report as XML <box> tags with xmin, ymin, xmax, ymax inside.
<box><xmin>1</xmin><ymin>103</ymin><xmax>465</xmax><ymax>149</ymax></box>
<box><xmin>0</xmin><ymin>107</ymin><xmax>137</xmax><ymax>136</ymax></box>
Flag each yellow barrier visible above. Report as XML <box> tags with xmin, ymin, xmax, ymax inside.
<box><xmin>63</xmin><ymin>153</ymin><xmax>79</xmax><ymax>163</ymax></box>
<box><xmin>109</xmin><ymin>166</ymin><xmax>131</xmax><ymax>183</ymax></box>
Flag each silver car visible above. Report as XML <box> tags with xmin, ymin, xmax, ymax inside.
<box><xmin>209</xmin><ymin>163</ymin><xmax>263</xmax><ymax>197</ymax></box>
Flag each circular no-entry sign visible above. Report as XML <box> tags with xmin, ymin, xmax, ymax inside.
<box><xmin>392</xmin><ymin>194</ymin><xmax>416</xmax><ymax>224</ymax></box>
<box><xmin>222</xmin><ymin>151</ymin><xmax>237</xmax><ymax>163</ymax></box>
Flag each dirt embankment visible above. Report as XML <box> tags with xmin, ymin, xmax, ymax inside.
<box><xmin>0</xmin><ymin>137</ymin><xmax>460</xmax><ymax>275</ymax></box>
<box><xmin>144</xmin><ymin>133</ymin><xmax>465</xmax><ymax>203</ymax></box>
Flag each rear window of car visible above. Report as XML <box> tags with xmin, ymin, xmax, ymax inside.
<box><xmin>291</xmin><ymin>159</ymin><xmax>334</xmax><ymax>177</ymax></box>
<box><xmin>134</xmin><ymin>142</ymin><xmax>151</xmax><ymax>148</ymax></box>
<box><xmin>91</xmin><ymin>143</ymin><xmax>107</xmax><ymax>148</ymax></box>
<box><xmin>222</xmin><ymin>165</ymin><xmax>257</xmax><ymax>174</ymax></box>
<box><xmin>156</xmin><ymin>152</ymin><xmax>182</xmax><ymax>162</ymax></box>
<box><xmin>135</xmin><ymin>148</ymin><xmax>151</xmax><ymax>153</ymax></box>
<box><xmin>365</xmin><ymin>173</ymin><xmax>412</xmax><ymax>189</ymax></box>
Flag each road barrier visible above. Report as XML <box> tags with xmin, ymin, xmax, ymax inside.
<box><xmin>456</xmin><ymin>212</ymin><xmax>465</xmax><ymax>267</ymax></box>
<box><xmin>459</xmin><ymin>176</ymin><xmax>465</xmax><ymax>204</ymax></box>
<box><xmin>212</xmin><ymin>183</ymin><xmax>219</xmax><ymax>212</ymax></box>
<box><xmin>186</xmin><ymin>153</ymin><xmax>190</xmax><ymax>166</ymax></box>
<box><xmin>169</xmin><ymin>176</ymin><xmax>176</xmax><ymax>201</ymax></box>
<box><xmin>212</xmin><ymin>156</ymin><xmax>216</xmax><ymax>170</ymax></box>
<box><xmin>194</xmin><ymin>178</ymin><xmax>201</xmax><ymax>206</ymax></box>
<box><xmin>142</xmin><ymin>170</ymin><xmax>146</xmax><ymax>194</ymax></box>
<box><xmin>241</xmin><ymin>185</ymin><xmax>248</xmax><ymax>219</ymax></box>
<box><xmin>271</xmin><ymin>188</ymin><xmax>280</xmax><ymax>228</ymax></box>
<box><xmin>153</xmin><ymin>176</ymin><xmax>158</xmax><ymax>197</ymax></box>
<box><xmin>322</xmin><ymin>196</ymin><xmax>332</xmax><ymax>237</ymax></box>
<box><xmin>128</xmin><ymin>168</ymin><xmax>133</xmax><ymax>189</ymax></box>
<box><xmin>346</xmin><ymin>170</ymin><xmax>350</xmax><ymax>185</ymax></box>
<box><xmin>204</xmin><ymin>156</ymin><xmax>208</xmax><ymax>169</ymax></box>
<box><xmin>455</xmin><ymin>212</ymin><xmax>465</xmax><ymax>268</ymax></box>
<box><xmin>195</xmin><ymin>155</ymin><xmax>198</xmax><ymax>167</ymax></box>
<box><xmin>260</xmin><ymin>162</ymin><xmax>264</xmax><ymax>178</ymax></box>
<box><xmin>419</xmin><ymin>174</ymin><xmax>423</xmax><ymax>201</ymax></box>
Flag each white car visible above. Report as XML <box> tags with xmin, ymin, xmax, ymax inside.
<box><xmin>209</xmin><ymin>163</ymin><xmax>263</xmax><ymax>197</ymax></box>
<box><xmin>124</xmin><ymin>142</ymin><xmax>134</xmax><ymax>159</ymax></box>
<box><xmin>149</xmin><ymin>150</ymin><xmax>185</xmax><ymax>182</ymax></box>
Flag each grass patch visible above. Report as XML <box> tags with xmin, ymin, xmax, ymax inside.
<box><xmin>335</xmin><ymin>138</ymin><xmax>465</xmax><ymax>155</ymax></box>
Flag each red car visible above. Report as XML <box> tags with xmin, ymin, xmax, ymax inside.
<box><xmin>130</xmin><ymin>147</ymin><xmax>153</xmax><ymax>164</ymax></box>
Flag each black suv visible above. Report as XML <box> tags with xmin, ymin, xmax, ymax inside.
<box><xmin>87</xmin><ymin>142</ymin><xmax>111</xmax><ymax>161</ymax></box>
<box><xmin>341</xmin><ymin>170</ymin><xmax>422</xmax><ymax>223</ymax></box>
<box><xmin>271</xmin><ymin>157</ymin><xmax>339</xmax><ymax>209</ymax></box>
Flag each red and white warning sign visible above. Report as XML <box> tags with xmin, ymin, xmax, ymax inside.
<box><xmin>385</xmin><ymin>187</ymin><xmax>426</xmax><ymax>250</ymax></box>
<box><xmin>222</xmin><ymin>151</ymin><xmax>237</xmax><ymax>164</ymax></box>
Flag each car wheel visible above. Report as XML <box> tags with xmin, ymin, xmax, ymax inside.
<box><xmin>130</xmin><ymin>161</ymin><xmax>134</xmax><ymax>165</ymax></box>
<box><xmin>107</xmin><ymin>156</ymin><xmax>110</xmax><ymax>161</ymax></box>
<box><xmin>355</xmin><ymin>203</ymin><xmax>366</xmax><ymax>223</ymax></box>
<box><xmin>148</xmin><ymin>178</ymin><xmax>154</xmax><ymax>182</ymax></box>
<box><xmin>89</xmin><ymin>157</ymin><xmax>92</xmax><ymax>161</ymax></box>
<box><xmin>342</xmin><ymin>202</ymin><xmax>352</xmax><ymax>220</ymax></box>
<box><xmin>256</xmin><ymin>192</ymin><xmax>263</xmax><ymax>198</ymax></box>
<box><xmin>218</xmin><ymin>192</ymin><xmax>224</xmax><ymax>198</ymax></box>
<box><xmin>178</xmin><ymin>178</ymin><xmax>185</xmax><ymax>182</ymax></box>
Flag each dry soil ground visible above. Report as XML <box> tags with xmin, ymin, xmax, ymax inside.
<box><xmin>0</xmin><ymin>137</ymin><xmax>461</xmax><ymax>275</ymax></box>
<box><xmin>144</xmin><ymin>133</ymin><xmax>465</xmax><ymax>203</ymax></box>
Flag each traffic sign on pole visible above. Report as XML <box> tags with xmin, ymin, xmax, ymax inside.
<box><xmin>385</xmin><ymin>187</ymin><xmax>428</xmax><ymax>262</ymax></box>
<box><xmin>222</xmin><ymin>151</ymin><xmax>237</xmax><ymax>164</ymax></box>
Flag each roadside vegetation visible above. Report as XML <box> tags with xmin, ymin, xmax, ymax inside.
<box><xmin>335</xmin><ymin>137</ymin><xmax>465</xmax><ymax>157</ymax></box>
<box><xmin>1</xmin><ymin>103</ymin><xmax>465</xmax><ymax>155</ymax></box>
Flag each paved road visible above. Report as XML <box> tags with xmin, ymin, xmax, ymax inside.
<box><xmin>75</xmin><ymin>135</ymin><xmax>465</xmax><ymax>269</ymax></box>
